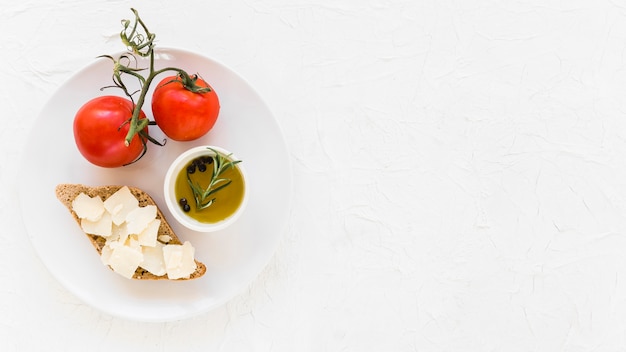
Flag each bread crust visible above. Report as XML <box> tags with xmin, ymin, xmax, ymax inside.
<box><xmin>55</xmin><ymin>183</ymin><xmax>206</xmax><ymax>280</ymax></box>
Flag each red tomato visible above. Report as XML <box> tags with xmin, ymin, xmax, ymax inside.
<box><xmin>74</xmin><ymin>96</ymin><xmax>148</xmax><ymax>168</ymax></box>
<box><xmin>151</xmin><ymin>75</ymin><xmax>220</xmax><ymax>141</ymax></box>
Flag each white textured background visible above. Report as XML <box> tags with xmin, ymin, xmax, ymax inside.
<box><xmin>3</xmin><ymin>0</ymin><xmax>626</xmax><ymax>350</ymax></box>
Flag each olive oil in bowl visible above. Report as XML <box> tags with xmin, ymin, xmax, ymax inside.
<box><xmin>164</xmin><ymin>146</ymin><xmax>248</xmax><ymax>232</ymax></box>
<box><xmin>174</xmin><ymin>154</ymin><xmax>245</xmax><ymax>223</ymax></box>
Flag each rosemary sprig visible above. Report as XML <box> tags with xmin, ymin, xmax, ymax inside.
<box><xmin>187</xmin><ymin>148</ymin><xmax>242</xmax><ymax>211</ymax></box>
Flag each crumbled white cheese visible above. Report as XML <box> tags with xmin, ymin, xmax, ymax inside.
<box><xmin>157</xmin><ymin>234</ymin><xmax>172</xmax><ymax>243</ymax></box>
<box><xmin>107</xmin><ymin>242</ymin><xmax>144</xmax><ymax>279</ymax></box>
<box><xmin>109</xmin><ymin>222</ymin><xmax>127</xmax><ymax>243</ymax></box>
<box><xmin>126</xmin><ymin>235</ymin><xmax>141</xmax><ymax>251</ymax></box>
<box><xmin>80</xmin><ymin>211</ymin><xmax>112</xmax><ymax>237</ymax></box>
<box><xmin>72</xmin><ymin>193</ymin><xmax>105</xmax><ymax>221</ymax></box>
<box><xmin>103</xmin><ymin>186</ymin><xmax>139</xmax><ymax>225</ymax></box>
<box><xmin>140</xmin><ymin>242</ymin><xmax>167</xmax><ymax>276</ymax></box>
<box><xmin>126</xmin><ymin>205</ymin><xmax>157</xmax><ymax>235</ymax></box>
<box><xmin>71</xmin><ymin>188</ymin><xmax>198</xmax><ymax>279</ymax></box>
<box><xmin>100</xmin><ymin>242</ymin><xmax>113</xmax><ymax>266</ymax></box>
<box><xmin>137</xmin><ymin>219</ymin><xmax>160</xmax><ymax>247</ymax></box>
<box><xmin>163</xmin><ymin>241</ymin><xmax>196</xmax><ymax>280</ymax></box>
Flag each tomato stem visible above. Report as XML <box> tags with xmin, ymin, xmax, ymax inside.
<box><xmin>155</xmin><ymin>70</ymin><xmax>213</xmax><ymax>94</ymax></box>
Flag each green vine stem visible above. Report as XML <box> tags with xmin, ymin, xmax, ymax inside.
<box><xmin>103</xmin><ymin>8</ymin><xmax>212</xmax><ymax>148</ymax></box>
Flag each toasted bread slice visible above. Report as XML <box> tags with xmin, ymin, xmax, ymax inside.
<box><xmin>55</xmin><ymin>183</ymin><xmax>206</xmax><ymax>280</ymax></box>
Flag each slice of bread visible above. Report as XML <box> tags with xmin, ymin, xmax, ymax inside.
<box><xmin>55</xmin><ymin>183</ymin><xmax>206</xmax><ymax>280</ymax></box>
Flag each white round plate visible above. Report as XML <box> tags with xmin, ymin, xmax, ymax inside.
<box><xmin>19</xmin><ymin>48</ymin><xmax>291</xmax><ymax>322</ymax></box>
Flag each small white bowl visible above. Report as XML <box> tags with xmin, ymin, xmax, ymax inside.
<box><xmin>164</xmin><ymin>146</ymin><xmax>248</xmax><ymax>232</ymax></box>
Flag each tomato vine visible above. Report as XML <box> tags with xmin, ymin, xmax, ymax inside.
<box><xmin>100</xmin><ymin>8</ymin><xmax>212</xmax><ymax>149</ymax></box>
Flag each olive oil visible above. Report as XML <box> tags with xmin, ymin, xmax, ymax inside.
<box><xmin>174</xmin><ymin>154</ymin><xmax>245</xmax><ymax>224</ymax></box>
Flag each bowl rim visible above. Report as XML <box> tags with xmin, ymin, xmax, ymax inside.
<box><xmin>163</xmin><ymin>145</ymin><xmax>248</xmax><ymax>232</ymax></box>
